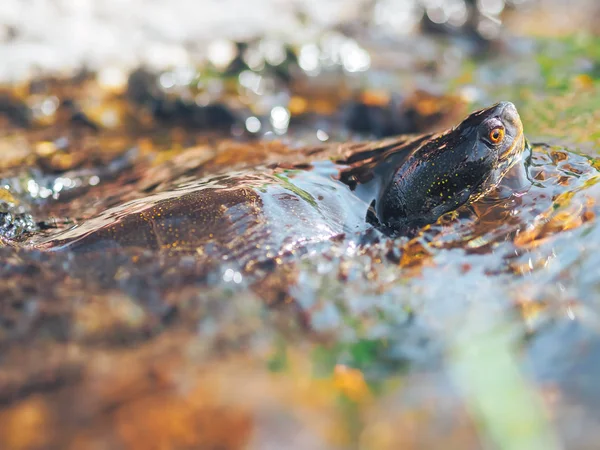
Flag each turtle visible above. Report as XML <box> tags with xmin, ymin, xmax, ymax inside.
<box><xmin>31</xmin><ymin>101</ymin><xmax>526</xmax><ymax>267</ymax></box>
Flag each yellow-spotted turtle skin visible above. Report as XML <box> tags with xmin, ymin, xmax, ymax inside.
<box><xmin>34</xmin><ymin>102</ymin><xmax>526</xmax><ymax>258</ymax></box>
<box><xmin>370</xmin><ymin>101</ymin><xmax>525</xmax><ymax>232</ymax></box>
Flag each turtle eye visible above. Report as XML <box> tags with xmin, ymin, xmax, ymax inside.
<box><xmin>489</xmin><ymin>126</ymin><xmax>505</xmax><ymax>144</ymax></box>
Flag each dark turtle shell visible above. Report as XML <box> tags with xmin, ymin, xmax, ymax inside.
<box><xmin>32</xmin><ymin>102</ymin><xmax>526</xmax><ymax>264</ymax></box>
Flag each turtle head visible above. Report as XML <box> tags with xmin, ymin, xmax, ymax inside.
<box><xmin>465</xmin><ymin>101</ymin><xmax>525</xmax><ymax>181</ymax></box>
<box><xmin>376</xmin><ymin>101</ymin><xmax>526</xmax><ymax>231</ymax></box>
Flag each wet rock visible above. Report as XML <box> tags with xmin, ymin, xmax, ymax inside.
<box><xmin>151</xmin><ymin>98</ymin><xmax>237</xmax><ymax>130</ymax></box>
<box><xmin>126</xmin><ymin>68</ymin><xmax>161</xmax><ymax>106</ymax></box>
<box><xmin>343</xmin><ymin>91</ymin><xmax>463</xmax><ymax>137</ymax></box>
<box><xmin>0</xmin><ymin>92</ymin><xmax>31</xmax><ymax>127</ymax></box>
<box><xmin>0</xmin><ymin>201</ymin><xmax>37</xmax><ymax>241</ymax></box>
<box><xmin>127</xmin><ymin>68</ymin><xmax>238</xmax><ymax>130</ymax></box>
<box><xmin>418</xmin><ymin>0</ymin><xmax>507</xmax><ymax>45</ymax></box>
<box><xmin>344</xmin><ymin>100</ymin><xmax>397</xmax><ymax>137</ymax></box>
<box><xmin>59</xmin><ymin>99</ymin><xmax>100</xmax><ymax>132</ymax></box>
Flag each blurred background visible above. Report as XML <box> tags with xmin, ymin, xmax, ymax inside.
<box><xmin>1</xmin><ymin>0</ymin><xmax>599</xmax><ymax>147</ymax></box>
<box><xmin>0</xmin><ymin>0</ymin><xmax>598</xmax><ymax>80</ymax></box>
<box><xmin>1</xmin><ymin>0</ymin><xmax>599</xmax><ymax>145</ymax></box>
<box><xmin>0</xmin><ymin>2</ymin><xmax>600</xmax><ymax>450</ymax></box>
